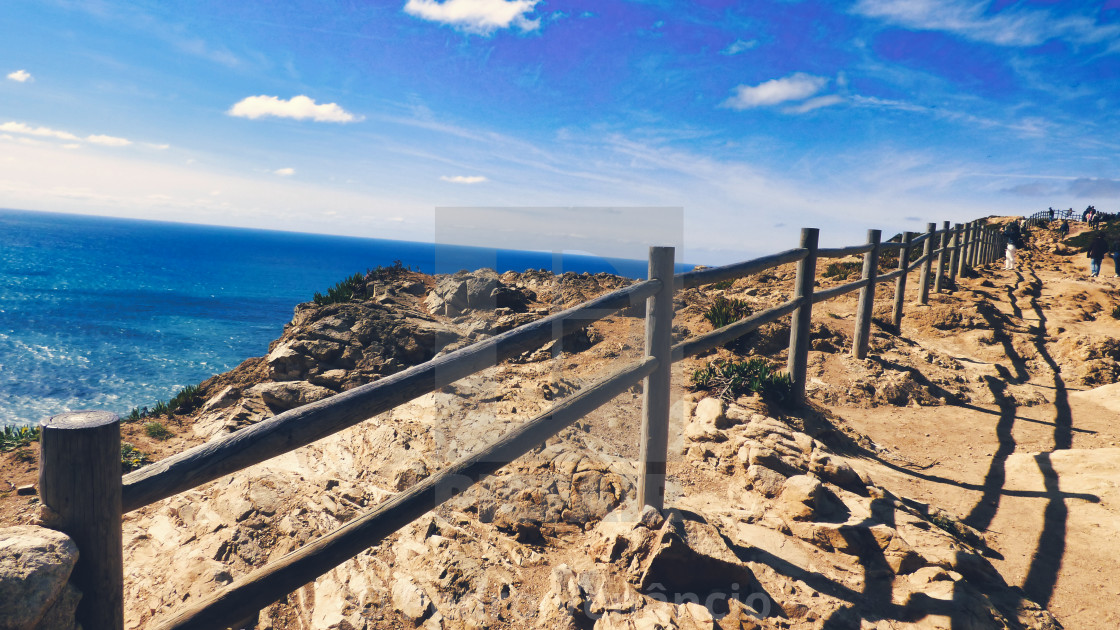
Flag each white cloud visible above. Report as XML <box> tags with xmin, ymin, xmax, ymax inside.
<box><xmin>852</xmin><ymin>0</ymin><xmax>1120</xmax><ymax>48</ymax></box>
<box><xmin>404</xmin><ymin>0</ymin><xmax>541</xmax><ymax>34</ymax></box>
<box><xmin>227</xmin><ymin>95</ymin><xmax>361</xmax><ymax>123</ymax></box>
<box><xmin>783</xmin><ymin>94</ymin><xmax>846</xmax><ymax>114</ymax></box>
<box><xmin>0</xmin><ymin>122</ymin><xmax>80</xmax><ymax>141</ymax></box>
<box><xmin>440</xmin><ymin>174</ymin><xmax>488</xmax><ymax>184</ymax></box>
<box><xmin>722</xmin><ymin>73</ymin><xmax>829</xmax><ymax>110</ymax></box>
<box><xmin>7</xmin><ymin>69</ymin><xmax>32</xmax><ymax>82</ymax></box>
<box><xmin>721</xmin><ymin>39</ymin><xmax>759</xmax><ymax>55</ymax></box>
<box><xmin>274</xmin><ymin>167</ymin><xmax>295</xmax><ymax>176</ymax></box>
<box><xmin>145</xmin><ymin>143</ymin><xmax>171</xmax><ymax>150</ymax></box>
<box><xmin>86</xmin><ymin>134</ymin><xmax>132</xmax><ymax>147</ymax></box>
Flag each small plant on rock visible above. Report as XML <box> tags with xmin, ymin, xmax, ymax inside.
<box><xmin>0</xmin><ymin>425</ymin><xmax>40</xmax><ymax>451</ymax></box>
<box><xmin>144</xmin><ymin>422</ymin><xmax>173</xmax><ymax>441</ymax></box>
<box><xmin>313</xmin><ymin>272</ymin><xmax>367</xmax><ymax>306</ymax></box>
<box><xmin>690</xmin><ymin>357</ymin><xmax>794</xmax><ymax>406</ymax></box>
<box><xmin>703</xmin><ymin>297</ymin><xmax>753</xmax><ymax>330</ymax></box>
<box><xmin>121</xmin><ymin>442</ymin><xmax>150</xmax><ymax>472</ymax></box>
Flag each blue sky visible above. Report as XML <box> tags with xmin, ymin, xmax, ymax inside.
<box><xmin>2</xmin><ymin>0</ymin><xmax>1119</xmax><ymax>264</ymax></box>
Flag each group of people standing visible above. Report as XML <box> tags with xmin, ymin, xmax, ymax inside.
<box><xmin>1010</xmin><ymin>210</ymin><xmax>1120</xmax><ymax>277</ymax></box>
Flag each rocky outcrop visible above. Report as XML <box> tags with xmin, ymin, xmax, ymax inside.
<box><xmin>0</xmin><ymin>526</ymin><xmax>81</xmax><ymax>630</ymax></box>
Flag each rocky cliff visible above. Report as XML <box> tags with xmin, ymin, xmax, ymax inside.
<box><xmin>9</xmin><ymin>221</ymin><xmax>1120</xmax><ymax>629</ymax></box>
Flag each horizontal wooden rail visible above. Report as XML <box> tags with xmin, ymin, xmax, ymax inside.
<box><xmin>670</xmin><ymin>298</ymin><xmax>800</xmax><ymax>361</ymax></box>
<box><xmin>122</xmin><ymin>279</ymin><xmax>661</xmax><ymax>512</ymax></box>
<box><xmin>906</xmin><ymin>254</ymin><xmax>927</xmax><ymax>273</ymax></box>
<box><xmin>817</xmin><ymin>244</ymin><xmax>872</xmax><ymax>259</ymax></box>
<box><xmin>676</xmin><ymin>248</ymin><xmax>807</xmax><ymax>290</ymax></box>
<box><xmin>877</xmin><ymin>268</ymin><xmax>905</xmax><ymax>283</ymax></box>
<box><xmin>878</xmin><ymin>241</ymin><xmax>905</xmax><ymax>252</ymax></box>
<box><xmin>907</xmin><ymin>231</ymin><xmax>933</xmax><ymax>246</ymax></box>
<box><xmin>812</xmin><ymin>277</ymin><xmax>869</xmax><ymax>304</ymax></box>
<box><xmin>153</xmin><ymin>356</ymin><xmax>659</xmax><ymax>630</ymax></box>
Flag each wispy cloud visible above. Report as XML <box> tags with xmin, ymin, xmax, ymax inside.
<box><xmin>403</xmin><ymin>0</ymin><xmax>541</xmax><ymax>35</ymax></box>
<box><xmin>228</xmin><ymin>95</ymin><xmax>362</xmax><ymax>123</ymax></box>
<box><xmin>274</xmin><ymin>167</ymin><xmax>295</xmax><ymax>176</ymax></box>
<box><xmin>0</xmin><ymin>122</ymin><xmax>79</xmax><ymax>141</ymax></box>
<box><xmin>6</xmin><ymin>69</ymin><xmax>32</xmax><ymax>83</ymax></box>
<box><xmin>1</xmin><ymin>121</ymin><xmax>146</xmax><ymax>148</ymax></box>
<box><xmin>783</xmin><ymin>94</ymin><xmax>845</xmax><ymax>114</ymax></box>
<box><xmin>721</xmin><ymin>39</ymin><xmax>758</xmax><ymax>55</ymax></box>
<box><xmin>722</xmin><ymin>73</ymin><xmax>829</xmax><ymax>110</ymax></box>
<box><xmin>1068</xmin><ymin>178</ymin><xmax>1120</xmax><ymax>198</ymax></box>
<box><xmin>87</xmin><ymin>134</ymin><xmax>131</xmax><ymax>147</ymax></box>
<box><xmin>440</xmin><ymin>175</ymin><xmax>488</xmax><ymax>184</ymax></box>
<box><xmin>852</xmin><ymin>0</ymin><xmax>1120</xmax><ymax>48</ymax></box>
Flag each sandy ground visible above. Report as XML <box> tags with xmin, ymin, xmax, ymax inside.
<box><xmin>834</xmin><ymin>222</ymin><xmax>1120</xmax><ymax>630</ymax></box>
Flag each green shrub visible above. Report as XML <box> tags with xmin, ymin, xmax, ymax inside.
<box><xmin>311</xmin><ymin>260</ymin><xmax>415</xmax><ymax>307</ymax></box>
<box><xmin>144</xmin><ymin>422</ymin><xmax>173</xmax><ymax>441</ymax></box>
<box><xmin>168</xmin><ymin>384</ymin><xmax>201</xmax><ymax>415</ymax></box>
<box><xmin>1113</xmin><ymin>305</ymin><xmax>1120</xmax><ymax>320</ymax></box>
<box><xmin>703</xmin><ymin>297</ymin><xmax>753</xmax><ymax>330</ymax></box>
<box><xmin>823</xmin><ymin>262</ymin><xmax>860</xmax><ymax>280</ymax></box>
<box><xmin>0</xmin><ymin>425</ymin><xmax>39</xmax><ymax>451</ymax></box>
<box><xmin>690</xmin><ymin>358</ymin><xmax>794</xmax><ymax>406</ymax></box>
<box><xmin>121</xmin><ymin>442</ymin><xmax>150</xmax><ymax>472</ymax></box>
<box><xmin>707</xmin><ymin>279</ymin><xmax>735</xmax><ymax>291</ymax></box>
<box><xmin>313</xmin><ymin>272</ymin><xmax>367</xmax><ymax>306</ymax></box>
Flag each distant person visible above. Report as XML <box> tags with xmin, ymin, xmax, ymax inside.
<box><xmin>1058</xmin><ymin>219</ymin><xmax>1070</xmax><ymax>237</ymax></box>
<box><xmin>1083</xmin><ymin>206</ymin><xmax>1091</xmax><ymax>222</ymax></box>
<box><xmin>1048</xmin><ymin>207</ymin><xmax>1055</xmax><ymax>222</ymax></box>
<box><xmin>1111</xmin><ymin>240</ymin><xmax>1120</xmax><ymax>278</ymax></box>
<box><xmin>1087</xmin><ymin>233</ymin><xmax>1108</xmax><ymax>277</ymax></box>
<box><xmin>1003</xmin><ymin>221</ymin><xmax>1022</xmax><ymax>270</ymax></box>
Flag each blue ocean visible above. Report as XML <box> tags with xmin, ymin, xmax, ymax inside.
<box><xmin>0</xmin><ymin>208</ymin><xmax>663</xmax><ymax>428</ymax></box>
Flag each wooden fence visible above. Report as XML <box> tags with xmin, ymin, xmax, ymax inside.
<box><xmin>38</xmin><ymin>218</ymin><xmax>1006</xmax><ymax>630</ymax></box>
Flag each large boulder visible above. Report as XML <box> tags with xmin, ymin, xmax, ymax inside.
<box><xmin>0</xmin><ymin>526</ymin><xmax>81</xmax><ymax>630</ymax></box>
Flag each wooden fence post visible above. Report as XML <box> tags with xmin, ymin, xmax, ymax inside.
<box><xmin>851</xmin><ymin>229</ymin><xmax>881</xmax><ymax>359</ymax></box>
<box><xmin>39</xmin><ymin>411</ymin><xmax>124</xmax><ymax>630</ymax></box>
<box><xmin>948</xmin><ymin>223</ymin><xmax>962</xmax><ymax>286</ymax></box>
<box><xmin>934</xmin><ymin>221</ymin><xmax>949</xmax><ymax>293</ymax></box>
<box><xmin>968</xmin><ymin>222</ymin><xmax>980</xmax><ymax>268</ymax></box>
<box><xmin>787</xmin><ymin>228</ymin><xmax>819</xmax><ymax>403</ymax></box>
<box><xmin>892</xmin><ymin>231</ymin><xmax>913</xmax><ymax>329</ymax></box>
<box><xmin>918</xmin><ymin>222</ymin><xmax>936</xmax><ymax>305</ymax></box>
<box><xmin>958</xmin><ymin>223</ymin><xmax>967</xmax><ymax>276</ymax></box>
<box><xmin>638</xmin><ymin>246</ymin><xmax>674</xmax><ymax>512</ymax></box>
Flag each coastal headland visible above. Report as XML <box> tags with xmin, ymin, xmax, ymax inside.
<box><xmin>2</xmin><ymin>217</ymin><xmax>1119</xmax><ymax>629</ymax></box>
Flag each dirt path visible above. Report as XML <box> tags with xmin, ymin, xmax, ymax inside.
<box><xmin>833</xmin><ymin>223</ymin><xmax>1120</xmax><ymax>629</ymax></box>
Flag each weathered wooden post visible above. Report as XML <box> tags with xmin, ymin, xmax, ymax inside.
<box><xmin>958</xmin><ymin>223</ymin><xmax>967</xmax><ymax>276</ymax></box>
<box><xmin>918</xmin><ymin>222</ymin><xmax>936</xmax><ymax>305</ymax></box>
<box><xmin>787</xmin><ymin>228</ymin><xmax>819</xmax><ymax>404</ymax></box>
<box><xmin>852</xmin><ymin>229</ymin><xmax>881</xmax><ymax>359</ymax></box>
<box><xmin>968</xmin><ymin>222</ymin><xmax>980</xmax><ymax>267</ymax></box>
<box><xmin>892</xmin><ymin>231</ymin><xmax>913</xmax><ymax>328</ymax></box>
<box><xmin>39</xmin><ymin>411</ymin><xmax>124</xmax><ymax>630</ymax></box>
<box><xmin>948</xmin><ymin>223</ymin><xmax>962</xmax><ymax>286</ymax></box>
<box><xmin>638</xmin><ymin>246</ymin><xmax>674</xmax><ymax>512</ymax></box>
<box><xmin>934</xmin><ymin>221</ymin><xmax>949</xmax><ymax>293</ymax></box>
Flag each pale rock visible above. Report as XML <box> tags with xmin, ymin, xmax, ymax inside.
<box><xmin>392</xmin><ymin>575</ymin><xmax>433</xmax><ymax>622</ymax></box>
<box><xmin>247</xmin><ymin>381</ymin><xmax>334</xmax><ymax>411</ymax></box>
<box><xmin>537</xmin><ymin>564</ymin><xmax>585</xmax><ymax>629</ymax></box>
<box><xmin>743</xmin><ymin>464</ymin><xmax>786</xmax><ymax>498</ymax></box>
<box><xmin>0</xmin><ymin>525</ymin><xmax>80</xmax><ymax>630</ymax></box>
<box><xmin>778</xmin><ymin>475</ymin><xmax>823</xmax><ymax>521</ymax></box>
<box><xmin>200</xmin><ymin>385</ymin><xmax>240</xmax><ymax>413</ymax></box>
